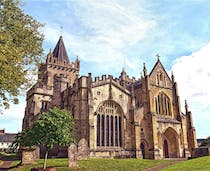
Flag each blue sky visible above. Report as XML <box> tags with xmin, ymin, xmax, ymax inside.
<box><xmin>1</xmin><ymin>0</ymin><xmax>210</xmax><ymax>138</ymax></box>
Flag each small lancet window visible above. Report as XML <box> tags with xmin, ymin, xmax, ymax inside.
<box><xmin>41</xmin><ymin>101</ymin><xmax>48</xmax><ymax>110</ymax></box>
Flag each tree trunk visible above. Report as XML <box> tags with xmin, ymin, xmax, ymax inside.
<box><xmin>43</xmin><ymin>151</ymin><xmax>48</xmax><ymax>169</ymax></box>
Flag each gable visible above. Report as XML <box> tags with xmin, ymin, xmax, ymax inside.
<box><xmin>91</xmin><ymin>80</ymin><xmax>131</xmax><ymax>113</ymax></box>
<box><xmin>92</xmin><ymin>80</ymin><xmax>131</xmax><ymax>98</ymax></box>
<box><xmin>149</xmin><ymin>60</ymin><xmax>172</xmax><ymax>88</ymax></box>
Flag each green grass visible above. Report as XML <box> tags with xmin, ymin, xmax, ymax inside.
<box><xmin>161</xmin><ymin>156</ymin><xmax>210</xmax><ymax>171</ymax></box>
<box><xmin>0</xmin><ymin>152</ymin><xmax>19</xmax><ymax>168</ymax></box>
<box><xmin>0</xmin><ymin>152</ymin><xmax>18</xmax><ymax>160</ymax></box>
<box><xmin>9</xmin><ymin>158</ymin><xmax>171</xmax><ymax>171</ymax></box>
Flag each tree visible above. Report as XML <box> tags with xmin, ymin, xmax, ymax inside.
<box><xmin>0</xmin><ymin>0</ymin><xmax>44</xmax><ymax>109</ymax></box>
<box><xmin>12</xmin><ymin>107</ymin><xmax>74</xmax><ymax>169</ymax></box>
<box><xmin>200</xmin><ymin>136</ymin><xmax>210</xmax><ymax>146</ymax></box>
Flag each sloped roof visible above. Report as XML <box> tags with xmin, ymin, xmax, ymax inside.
<box><xmin>149</xmin><ymin>58</ymin><xmax>171</xmax><ymax>81</ymax></box>
<box><xmin>0</xmin><ymin>133</ymin><xmax>16</xmax><ymax>142</ymax></box>
<box><xmin>126</xmin><ymin>80</ymin><xmax>142</xmax><ymax>90</ymax></box>
<box><xmin>52</xmin><ymin>36</ymin><xmax>69</xmax><ymax>63</ymax></box>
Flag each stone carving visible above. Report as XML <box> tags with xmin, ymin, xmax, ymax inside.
<box><xmin>78</xmin><ymin>138</ymin><xmax>89</xmax><ymax>160</ymax></box>
<box><xmin>68</xmin><ymin>143</ymin><xmax>78</xmax><ymax>168</ymax></box>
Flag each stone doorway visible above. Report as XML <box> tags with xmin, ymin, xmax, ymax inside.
<box><xmin>163</xmin><ymin>127</ymin><xmax>179</xmax><ymax>158</ymax></box>
<box><xmin>140</xmin><ymin>143</ymin><xmax>145</xmax><ymax>159</ymax></box>
<box><xmin>163</xmin><ymin>140</ymin><xmax>169</xmax><ymax>158</ymax></box>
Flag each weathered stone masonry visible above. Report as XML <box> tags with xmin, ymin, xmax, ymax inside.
<box><xmin>22</xmin><ymin>36</ymin><xmax>197</xmax><ymax>159</ymax></box>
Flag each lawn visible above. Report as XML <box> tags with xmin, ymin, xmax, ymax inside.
<box><xmin>161</xmin><ymin>156</ymin><xmax>210</xmax><ymax>171</ymax></box>
<box><xmin>0</xmin><ymin>152</ymin><xmax>17</xmax><ymax>159</ymax></box>
<box><xmin>5</xmin><ymin>155</ymin><xmax>210</xmax><ymax>171</ymax></box>
<box><xmin>8</xmin><ymin>158</ymin><xmax>171</xmax><ymax>171</ymax></box>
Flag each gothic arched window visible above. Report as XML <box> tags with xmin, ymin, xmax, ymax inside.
<box><xmin>96</xmin><ymin>100</ymin><xmax>123</xmax><ymax>147</ymax></box>
<box><xmin>155</xmin><ymin>93</ymin><xmax>172</xmax><ymax>116</ymax></box>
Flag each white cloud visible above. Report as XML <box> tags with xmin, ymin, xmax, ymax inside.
<box><xmin>1</xmin><ymin>98</ymin><xmax>25</xmax><ymax>120</ymax></box>
<box><xmin>0</xmin><ymin>97</ymin><xmax>26</xmax><ymax>133</ymax></box>
<box><xmin>172</xmin><ymin>43</ymin><xmax>210</xmax><ymax>106</ymax></box>
<box><xmin>42</xmin><ymin>0</ymin><xmax>155</xmax><ymax>74</ymax></box>
<box><xmin>171</xmin><ymin>43</ymin><xmax>210</xmax><ymax>138</ymax></box>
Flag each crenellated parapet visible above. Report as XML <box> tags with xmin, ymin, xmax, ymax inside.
<box><xmin>26</xmin><ymin>82</ymin><xmax>53</xmax><ymax>100</ymax></box>
<box><xmin>92</xmin><ymin>74</ymin><xmax>131</xmax><ymax>95</ymax></box>
<box><xmin>46</xmin><ymin>53</ymin><xmax>79</xmax><ymax>72</ymax></box>
<box><xmin>92</xmin><ymin>74</ymin><xmax>115</xmax><ymax>83</ymax></box>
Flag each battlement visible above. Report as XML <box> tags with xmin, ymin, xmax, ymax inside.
<box><xmin>92</xmin><ymin>74</ymin><xmax>127</xmax><ymax>90</ymax></box>
<box><xmin>93</xmin><ymin>74</ymin><xmax>116</xmax><ymax>83</ymax></box>
<box><xmin>47</xmin><ymin>56</ymin><xmax>79</xmax><ymax>71</ymax></box>
<box><xmin>27</xmin><ymin>82</ymin><xmax>53</xmax><ymax>100</ymax></box>
<box><xmin>91</xmin><ymin>73</ymin><xmax>136</xmax><ymax>86</ymax></box>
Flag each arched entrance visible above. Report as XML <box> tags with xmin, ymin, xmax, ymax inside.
<box><xmin>163</xmin><ymin>140</ymin><xmax>169</xmax><ymax>158</ymax></box>
<box><xmin>163</xmin><ymin>127</ymin><xmax>179</xmax><ymax>158</ymax></box>
<box><xmin>140</xmin><ymin>143</ymin><xmax>145</xmax><ymax>159</ymax></box>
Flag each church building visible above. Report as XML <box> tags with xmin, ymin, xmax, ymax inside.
<box><xmin>22</xmin><ymin>36</ymin><xmax>197</xmax><ymax>159</ymax></box>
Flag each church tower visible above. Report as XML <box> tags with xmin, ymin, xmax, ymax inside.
<box><xmin>22</xmin><ymin>36</ymin><xmax>80</xmax><ymax>129</ymax></box>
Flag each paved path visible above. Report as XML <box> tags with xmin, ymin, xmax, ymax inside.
<box><xmin>143</xmin><ymin>159</ymin><xmax>185</xmax><ymax>171</ymax></box>
<box><xmin>0</xmin><ymin>160</ymin><xmax>13</xmax><ymax>170</ymax></box>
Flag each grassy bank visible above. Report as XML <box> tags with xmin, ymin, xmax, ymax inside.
<box><xmin>161</xmin><ymin>156</ymin><xmax>210</xmax><ymax>171</ymax></box>
<box><xmin>9</xmin><ymin>158</ymin><xmax>171</xmax><ymax>171</ymax></box>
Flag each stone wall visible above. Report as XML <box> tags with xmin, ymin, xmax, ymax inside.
<box><xmin>192</xmin><ymin>146</ymin><xmax>210</xmax><ymax>158</ymax></box>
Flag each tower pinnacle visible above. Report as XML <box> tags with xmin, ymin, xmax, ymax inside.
<box><xmin>185</xmin><ymin>100</ymin><xmax>189</xmax><ymax>114</ymax></box>
<box><xmin>52</xmin><ymin>36</ymin><xmax>69</xmax><ymax>63</ymax></box>
<box><xmin>143</xmin><ymin>63</ymin><xmax>147</xmax><ymax>77</ymax></box>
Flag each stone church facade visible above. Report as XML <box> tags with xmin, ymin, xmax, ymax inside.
<box><xmin>22</xmin><ymin>36</ymin><xmax>197</xmax><ymax>159</ymax></box>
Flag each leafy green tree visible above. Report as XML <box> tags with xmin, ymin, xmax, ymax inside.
<box><xmin>12</xmin><ymin>107</ymin><xmax>74</xmax><ymax>169</ymax></box>
<box><xmin>201</xmin><ymin>136</ymin><xmax>210</xmax><ymax>146</ymax></box>
<box><xmin>0</xmin><ymin>0</ymin><xmax>44</xmax><ymax>109</ymax></box>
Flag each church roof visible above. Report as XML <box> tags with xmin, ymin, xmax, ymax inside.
<box><xmin>149</xmin><ymin>57</ymin><xmax>171</xmax><ymax>81</ymax></box>
<box><xmin>52</xmin><ymin>36</ymin><xmax>70</xmax><ymax>63</ymax></box>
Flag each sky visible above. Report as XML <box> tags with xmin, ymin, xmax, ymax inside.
<box><xmin>1</xmin><ymin>0</ymin><xmax>210</xmax><ymax>139</ymax></box>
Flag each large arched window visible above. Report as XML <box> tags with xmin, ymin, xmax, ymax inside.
<box><xmin>155</xmin><ymin>92</ymin><xmax>172</xmax><ymax>116</ymax></box>
<box><xmin>96</xmin><ymin>100</ymin><xmax>123</xmax><ymax>147</ymax></box>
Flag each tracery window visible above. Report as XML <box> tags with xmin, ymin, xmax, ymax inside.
<box><xmin>155</xmin><ymin>93</ymin><xmax>171</xmax><ymax>116</ymax></box>
<box><xmin>96</xmin><ymin>100</ymin><xmax>123</xmax><ymax>147</ymax></box>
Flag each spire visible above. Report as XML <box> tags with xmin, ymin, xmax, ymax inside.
<box><xmin>121</xmin><ymin>67</ymin><xmax>126</xmax><ymax>78</ymax></box>
<box><xmin>143</xmin><ymin>63</ymin><xmax>147</xmax><ymax>77</ymax></box>
<box><xmin>185</xmin><ymin>100</ymin><xmax>189</xmax><ymax>114</ymax></box>
<box><xmin>171</xmin><ymin>71</ymin><xmax>175</xmax><ymax>82</ymax></box>
<box><xmin>52</xmin><ymin>36</ymin><xmax>69</xmax><ymax>63</ymax></box>
<box><xmin>122</xmin><ymin>67</ymin><xmax>125</xmax><ymax>73</ymax></box>
<box><xmin>75</xmin><ymin>56</ymin><xmax>80</xmax><ymax>69</ymax></box>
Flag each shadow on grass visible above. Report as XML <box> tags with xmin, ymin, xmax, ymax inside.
<box><xmin>0</xmin><ymin>152</ymin><xmax>20</xmax><ymax>161</ymax></box>
<box><xmin>0</xmin><ymin>152</ymin><xmax>21</xmax><ymax>170</ymax></box>
<box><xmin>0</xmin><ymin>162</ymin><xmax>21</xmax><ymax>170</ymax></box>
